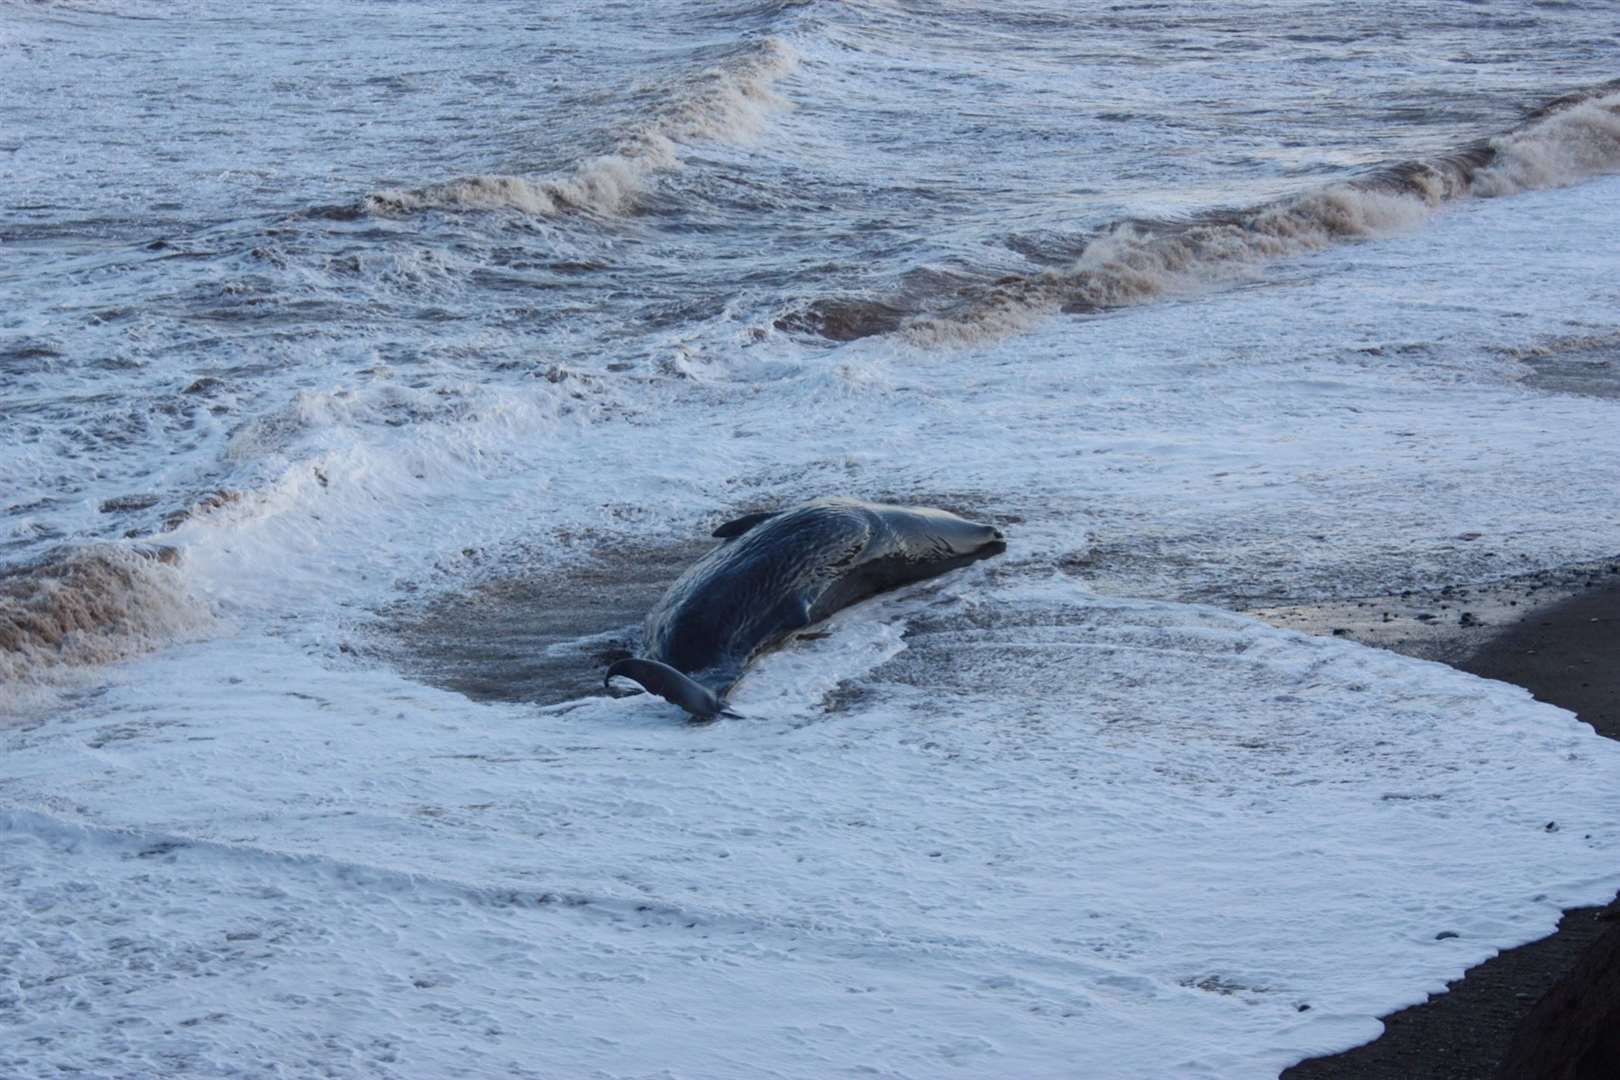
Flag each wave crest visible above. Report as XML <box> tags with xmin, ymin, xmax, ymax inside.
<box><xmin>785</xmin><ymin>83</ymin><xmax>1620</xmax><ymax>346</ymax></box>
<box><xmin>1</xmin><ymin>546</ymin><xmax>213</xmax><ymax>712</ymax></box>
<box><xmin>365</xmin><ymin>37</ymin><xmax>798</xmax><ymax>218</ymax></box>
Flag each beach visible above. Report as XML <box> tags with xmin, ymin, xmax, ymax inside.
<box><xmin>1279</xmin><ymin>569</ymin><xmax>1620</xmax><ymax>1079</ymax></box>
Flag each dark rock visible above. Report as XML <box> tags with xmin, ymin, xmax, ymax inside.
<box><xmin>1495</xmin><ymin>921</ymin><xmax>1620</xmax><ymax>1080</ymax></box>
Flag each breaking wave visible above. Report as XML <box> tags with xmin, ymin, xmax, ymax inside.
<box><xmin>0</xmin><ymin>545</ymin><xmax>213</xmax><ymax>712</ymax></box>
<box><xmin>780</xmin><ymin>82</ymin><xmax>1620</xmax><ymax>345</ymax></box>
<box><xmin>364</xmin><ymin>37</ymin><xmax>798</xmax><ymax>218</ymax></box>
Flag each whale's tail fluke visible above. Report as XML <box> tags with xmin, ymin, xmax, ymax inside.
<box><xmin>604</xmin><ymin>657</ymin><xmax>743</xmax><ymax>721</ymax></box>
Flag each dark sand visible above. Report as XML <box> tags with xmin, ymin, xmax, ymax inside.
<box><xmin>1279</xmin><ymin>571</ymin><xmax>1620</xmax><ymax>1080</ymax></box>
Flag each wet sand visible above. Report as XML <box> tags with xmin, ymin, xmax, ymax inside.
<box><xmin>1277</xmin><ymin>566</ymin><xmax>1620</xmax><ymax>1080</ymax></box>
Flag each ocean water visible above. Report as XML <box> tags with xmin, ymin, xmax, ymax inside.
<box><xmin>4</xmin><ymin>1</ymin><xmax>1620</xmax><ymax>1076</ymax></box>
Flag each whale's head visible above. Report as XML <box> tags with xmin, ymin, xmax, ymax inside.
<box><xmin>873</xmin><ymin>503</ymin><xmax>1007</xmax><ymax>567</ymax></box>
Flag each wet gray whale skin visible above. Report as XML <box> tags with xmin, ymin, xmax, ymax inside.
<box><xmin>604</xmin><ymin>498</ymin><xmax>1006</xmax><ymax>720</ymax></box>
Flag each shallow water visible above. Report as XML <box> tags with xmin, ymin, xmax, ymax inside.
<box><xmin>4</xmin><ymin>1</ymin><xmax>1620</xmax><ymax>1076</ymax></box>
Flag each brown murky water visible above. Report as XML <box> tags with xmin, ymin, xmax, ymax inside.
<box><xmin>371</xmin><ymin>536</ymin><xmax>715</xmax><ymax>707</ymax></box>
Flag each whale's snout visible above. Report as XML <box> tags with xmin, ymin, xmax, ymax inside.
<box><xmin>881</xmin><ymin>503</ymin><xmax>1007</xmax><ymax>563</ymax></box>
<box><xmin>955</xmin><ymin>521</ymin><xmax>1006</xmax><ymax>561</ymax></box>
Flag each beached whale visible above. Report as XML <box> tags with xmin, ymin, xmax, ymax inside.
<box><xmin>604</xmin><ymin>498</ymin><xmax>1006</xmax><ymax>719</ymax></box>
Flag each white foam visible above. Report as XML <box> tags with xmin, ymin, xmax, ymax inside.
<box><xmin>3</xmin><ymin>578</ymin><xmax>1617</xmax><ymax>1077</ymax></box>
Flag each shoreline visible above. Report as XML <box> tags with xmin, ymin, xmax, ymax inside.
<box><xmin>1269</xmin><ymin>561</ymin><xmax>1620</xmax><ymax>1080</ymax></box>
<box><xmin>376</xmin><ymin>546</ymin><xmax>1620</xmax><ymax>1078</ymax></box>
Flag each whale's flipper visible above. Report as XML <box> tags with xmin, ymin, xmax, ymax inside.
<box><xmin>712</xmin><ymin>511</ymin><xmax>779</xmax><ymax>540</ymax></box>
<box><xmin>605</xmin><ymin>657</ymin><xmax>743</xmax><ymax>720</ymax></box>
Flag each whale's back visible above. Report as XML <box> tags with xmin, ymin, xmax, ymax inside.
<box><xmin>643</xmin><ymin>501</ymin><xmax>875</xmax><ymax>687</ymax></box>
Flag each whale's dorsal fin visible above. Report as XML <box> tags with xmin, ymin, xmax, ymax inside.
<box><xmin>605</xmin><ymin>657</ymin><xmax>742</xmax><ymax>720</ymax></box>
<box><xmin>712</xmin><ymin>510</ymin><xmax>779</xmax><ymax>540</ymax></box>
